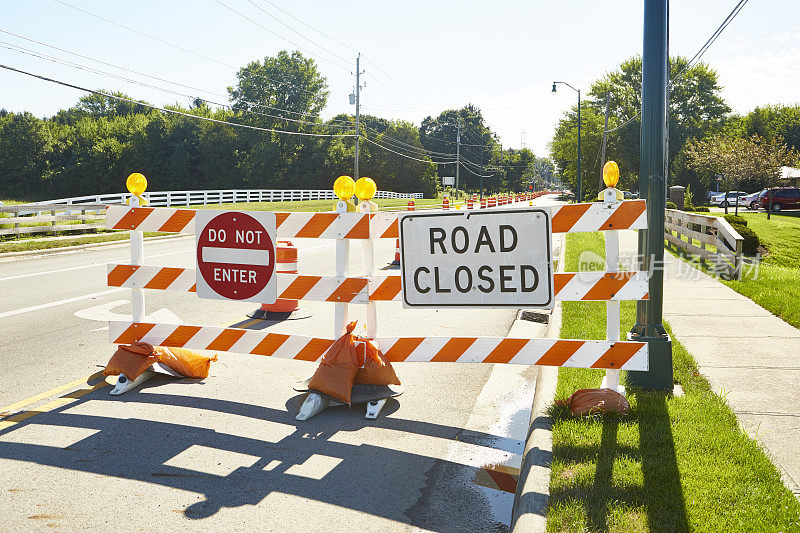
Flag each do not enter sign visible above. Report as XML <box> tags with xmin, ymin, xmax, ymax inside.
<box><xmin>195</xmin><ymin>210</ymin><xmax>277</xmax><ymax>302</ymax></box>
<box><xmin>399</xmin><ymin>208</ymin><xmax>553</xmax><ymax>308</ymax></box>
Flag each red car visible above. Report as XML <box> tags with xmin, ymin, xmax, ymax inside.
<box><xmin>759</xmin><ymin>187</ymin><xmax>800</xmax><ymax>212</ymax></box>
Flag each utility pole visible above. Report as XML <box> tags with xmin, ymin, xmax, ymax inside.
<box><xmin>577</xmin><ymin>89</ymin><xmax>581</xmax><ymax>202</ymax></box>
<box><xmin>499</xmin><ymin>143</ymin><xmax>503</xmax><ymax>193</ymax></box>
<box><xmin>353</xmin><ymin>53</ymin><xmax>363</xmax><ymax>181</ymax></box>
<box><xmin>600</xmin><ymin>93</ymin><xmax>610</xmax><ymax>192</ymax></box>
<box><xmin>479</xmin><ymin>146</ymin><xmax>485</xmax><ymax>199</ymax></box>
<box><xmin>628</xmin><ymin>0</ymin><xmax>672</xmax><ymax>390</ymax></box>
<box><xmin>455</xmin><ymin>117</ymin><xmax>462</xmax><ymax>198</ymax></box>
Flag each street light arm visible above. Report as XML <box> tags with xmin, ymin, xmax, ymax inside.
<box><xmin>553</xmin><ymin>81</ymin><xmax>579</xmax><ymax>93</ymax></box>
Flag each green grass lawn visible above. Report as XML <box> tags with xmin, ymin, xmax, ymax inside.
<box><xmin>547</xmin><ymin>232</ymin><xmax>800</xmax><ymax>532</ymax></box>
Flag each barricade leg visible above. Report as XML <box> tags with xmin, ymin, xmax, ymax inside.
<box><xmin>111</xmin><ymin>194</ymin><xmax>154</xmax><ymax>395</ymax></box>
<box><xmin>297</xmin><ymin>200</ymin><xmax>350</xmax><ymax>420</ymax></box>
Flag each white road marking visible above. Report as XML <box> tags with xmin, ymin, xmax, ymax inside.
<box><xmin>75</xmin><ymin>300</ymin><xmax>182</xmax><ymax>331</ymax></box>
<box><xmin>0</xmin><ymin>288</ymin><xmax>125</xmax><ymax>319</ymax></box>
<box><xmin>0</xmin><ymin>248</ymin><xmax>196</xmax><ymax>282</ymax></box>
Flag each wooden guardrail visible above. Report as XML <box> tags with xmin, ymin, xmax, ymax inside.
<box><xmin>664</xmin><ymin>208</ymin><xmax>743</xmax><ymax>280</ymax></box>
<box><xmin>0</xmin><ymin>204</ymin><xmax>108</xmax><ymax>238</ymax></box>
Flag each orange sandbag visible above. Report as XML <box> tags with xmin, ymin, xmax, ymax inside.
<box><xmin>567</xmin><ymin>388</ymin><xmax>630</xmax><ymax>416</ymax></box>
<box><xmin>355</xmin><ymin>339</ymin><xmax>401</xmax><ymax>386</ymax></box>
<box><xmin>103</xmin><ymin>342</ymin><xmax>157</xmax><ymax>380</ymax></box>
<box><xmin>308</xmin><ymin>321</ymin><xmax>359</xmax><ymax>404</ymax></box>
<box><xmin>153</xmin><ymin>346</ymin><xmax>217</xmax><ymax>379</ymax></box>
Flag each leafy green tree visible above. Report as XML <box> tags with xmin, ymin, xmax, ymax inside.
<box><xmin>549</xmin><ymin>102</ymin><xmax>606</xmax><ymax>199</ymax></box>
<box><xmin>583</xmin><ymin>56</ymin><xmax>730</xmax><ymax>191</ymax></box>
<box><xmin>684</xmin><ymin>134</ymin><xmax>796</xmax><ymax>214</ymax></box>
<box><xmin>228</xmin><ymin>50</ymin><xmax>328</xmax><ymax>132</ymax></box>
<box><xmin>0</xmin><ymin>112</ymin><xmax>53</xmax><ymax>197</ymax></box>
<box><xmin>420</xmin><ymin>105</ymin><xmax>497</xmax><ymax>192</ymax></box>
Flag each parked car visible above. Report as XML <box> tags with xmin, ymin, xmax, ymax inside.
<box><xmin>759</xmin><ymin>187</ymin><xmax>800</xmax><ymax>212</ymax></box>
<box><xmin>710</xmin><ymin>191</ymin><xmax>747</xmax><ymax>207</ymax></box>
<box><xmin>623</xmin><ymin>191</ymin><xmax>638</xmax><ymax>199</ymax></box>
<box><xmin>740</xmin><ymin>189</ymin><xmax>766</xmax><ymax>210</ymax></box>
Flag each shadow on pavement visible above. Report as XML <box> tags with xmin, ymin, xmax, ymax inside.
<box><xmin>0</xmin><ymin>382</ymin><xmax>511</xmax><ymax>530</ymax></box>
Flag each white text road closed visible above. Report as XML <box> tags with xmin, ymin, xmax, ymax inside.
<box><xmin>195</xmin><ymin>210</ymin><xmax>277</xmax><ymax>303</ymax></box>
<box><xmin>399</xmin><ymin>208</ymin><xmax>553</xmax><ymax>308</ymax></box>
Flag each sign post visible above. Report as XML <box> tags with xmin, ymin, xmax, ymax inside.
<box><xmin>195</xmin><ymin>210</ymin><xmax>277</xmax><ymax>303</ymax></box>
<box><xmin>399</xmin><ymin>208</ymin><xmax>553</xmax><ymax>308</ymax></box>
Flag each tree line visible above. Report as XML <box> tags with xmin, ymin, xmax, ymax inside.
<box><xmin>0</xmin><ymin>50</ymin><xmax>552</xmax><ymax>202</ymax></box>
<box><xmin>549</xmin><ymin>55</ymin><xmax>800</xmax><ymax>201</ymax></box>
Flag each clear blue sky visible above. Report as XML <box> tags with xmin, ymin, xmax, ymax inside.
<box><xmin>2</xmin><ymin>0</ymin><xmax>799</xmax><ymax>162</ymax></box>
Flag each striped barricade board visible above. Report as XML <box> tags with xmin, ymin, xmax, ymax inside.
<box><xmin>105</xmin><ymin>200</ymin><xmax>646</xmax><ymax>238</ymax></box>
<box><xmin>109</xmin><ymin>321</ymin><xmax>648</xmax><ymax>371</ymax></box>
<box><xmin>108</xmin><ymin>265</ymin><xmax>649</xmax><ymax>304</ymax></box>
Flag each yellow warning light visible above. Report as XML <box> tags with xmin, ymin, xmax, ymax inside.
<box><xmin>334</xmin><ymin>175</ymin><xmax>355</xmax><ymax>200</ymax></box>
<box><xmin>603</xmin><ymin>161</ymin><xmax>620</xmax><ymax>188</ymax></box>
<box><xmin>126</xmin><ymin>173</ymin><xmax>147</xmax><ymax>195</ymax></box>
<box><xmin>354</xmin><ymin>177</ymin><xmax>377</xmax><ymax>201</ymax></box>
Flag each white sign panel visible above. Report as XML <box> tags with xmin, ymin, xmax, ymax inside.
<box><xmin>399</xmin><ymin>208</ymin><xmax>553</xmax><ymax>308</ymax></box>
<box><xmin>195</xmin><ymin>210</ymin><xmax>277</xmax><ymax>303</ymax></box>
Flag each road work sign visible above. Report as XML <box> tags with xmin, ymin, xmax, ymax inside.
<box><xmin>195</xmin><ymin>210</ymin><xmax>277</xmax><ymax>302</ymax></box>
<box><xmin>399</xmin><ymin>208</ymin><xmax>553</xmax><ymax>308</ymax></box>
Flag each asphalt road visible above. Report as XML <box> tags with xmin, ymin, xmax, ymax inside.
<box><xmin>0</xmin><ymin>198</ymin><xmax>558</xmax><ymax>531</ymax></box>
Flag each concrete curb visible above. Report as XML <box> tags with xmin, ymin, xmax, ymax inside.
<box><xmin>0</xmin><ymin>234</ymin><xmax>191</xmax><ymax>262</ymax></box>
<box><xmin>510</xmin><ymin>236</ymin><xmax>565</xmax><ymax>532</ymax></box>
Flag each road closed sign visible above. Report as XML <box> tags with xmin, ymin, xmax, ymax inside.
<box><xmin>399</xmin><ymin>208</ymin><xmax>553</xmax><ymax>308</ymax></box>
<box><xmin>195</xmin><ymin>210</ymin><xmax>277</xmax><ymax>303</ymax></box>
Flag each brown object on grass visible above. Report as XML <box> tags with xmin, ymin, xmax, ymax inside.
<box><xmin>354</xmin><ymin>339</ymin><xmax>401</xmax><ymax>386</ymax></box>
<box><xmin>308</xmin><ymin>321</ymin><xmax>360</xmax><ymax>404</ymax></box>
<box><xmin>567</xmin><ymin>388</ymin><xmax>630</xmax><ymax>416</ymax></box>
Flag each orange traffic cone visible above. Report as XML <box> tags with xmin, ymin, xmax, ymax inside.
<box><xmin>248</xmin><ymin>241</ymin><xmax>310</xmax><ymax>320</ymax></box>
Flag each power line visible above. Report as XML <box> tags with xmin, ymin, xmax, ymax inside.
<box><xmin>211</xmin><ymin>0</ymin><xmax>350</xmax><ymax>71</ymax></box>
<box><xmin>0</xmin><ymin>42</ymin><xmax>353</xmax><ymax>132</ymax></box>
<box><xmin>0</xmin><ymin>62</ymin><xmax>355</xmax><ymax>138</ymax></box>
<box><xmin>0</xmin><ymin>28</ymin><xmax>355</xmax><ymax>127</ymax></box>
<box><xmin>672</xmin><ymin>0</ymin><xmax>750</xmax><ymax>83</ymax></box>
<box><xmin>49</xmin><ymin>0</ymin><xmax>321</xmax><ymax>96</ymax></box>
<box><xmin>256</xmin><ymin>0</ymin><xmax>358</xmax><ymax>54</ymax></box>
<box><xmin>361</xmin><ymin>135</ymin><xmax>454</xmax><ymax>164</ymax></box>
<box><xmin>245</xmin><ymin>0</ymin><xmax>352</xmax><ymax>66</ymax></box>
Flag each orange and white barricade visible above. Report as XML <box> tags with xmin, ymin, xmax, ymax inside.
<box><xmin>105</xmin><ymin>175</ymin><xmax>649</xmax><ymax>408</ymax></box>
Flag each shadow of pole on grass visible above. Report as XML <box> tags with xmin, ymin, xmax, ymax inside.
<box><xmin>635</xmin><ymin>391</ymin><xmax>690</xmax><ymax>533</ymax></box>
<box><xmin>586</xmin><ymin>419</ymin><xmax>619</xmax><ymax>531</ymax></box>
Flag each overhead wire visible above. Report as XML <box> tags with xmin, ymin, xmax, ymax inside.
<box><xmin>0</xmin><ymin>62</ymin><xmax>355</xmax><ymax>138</ymax></box>
<box><xmin>360</xmin><ymin>135</ymin><xmax>455</xmax><ymax>164</ymax></box>
<box><xmin>244</xmin><ymin>0</ymin><xmax>352</xmax><ymax>66</ymax></box>
<box><xmin>0</xmin><ymin>42</ymin><xmax>354</xmax><ymax>132</ymax></box>
<box><xmin>211</xmin><ymin>0</ymin><xmax>350</xmax><ymax>71</ymax></box>
<box><xmin>49</xmin><ymin>0</ymin><xmax>321</xmax><ymax>96</ymax></box>
<box><xmin>0</xmin><ymin>28</ymin><xmax>356</xmax><ymax>129</ymax></box>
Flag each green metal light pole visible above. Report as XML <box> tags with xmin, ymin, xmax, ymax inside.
<box><xmin>553</xmin><ymin>82</ymin><xmax>581</xmax><ymax>202</ymax></box>
<box><xmin>628</xmin><ymin>0</ymin><xmax>673</xmax><ymax>390</ymax></box>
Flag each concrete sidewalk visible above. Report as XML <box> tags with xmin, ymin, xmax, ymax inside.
<box><xmin>619</xmin><ymin>230</ymin><xmax>800</xmax><ymax>498</ymax></box>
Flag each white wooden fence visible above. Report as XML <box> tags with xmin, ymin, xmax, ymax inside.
<box><xmin>664</xmin><ymin>209</ymin><xmax>744</xmax><ymax>280</ymax></box>
<box><xmin>1</xmin><ymin>189</ymin><xmax>423</xmax><ymax>239</ymax></box>
<box><xmin>25</xmin><ymin>188</ymin><xmax>423</xmax><ymax>209</ymax></box>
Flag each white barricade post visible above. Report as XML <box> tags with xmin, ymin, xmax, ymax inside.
<box><xmin>110</xmin><ymin>173</ymin><xmax>155</xmax><ymax>395</ymax></box>
<box><xmin>599</xmin><ymin>162</ymin><xmax>624</xmax><ymax>394</ymax></box>
<box><xmin>104</xmin><ymin>173</ymin><xmax>650</xmax><ymax>417</ymax></box>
